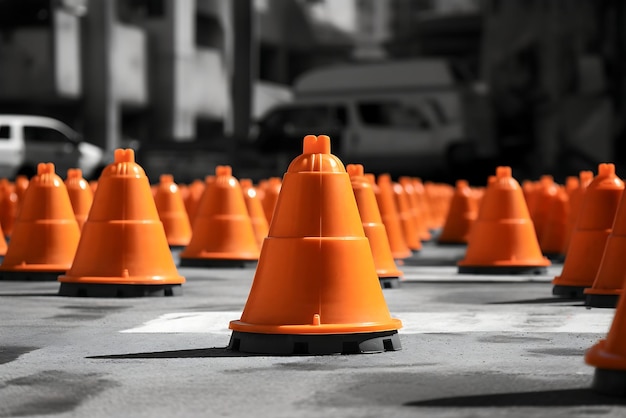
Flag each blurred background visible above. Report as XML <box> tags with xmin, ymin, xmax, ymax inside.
<box><xmin>0</xmin><ymin>0</ymin><xmax>623</xmax><ymax>184</ymax></box>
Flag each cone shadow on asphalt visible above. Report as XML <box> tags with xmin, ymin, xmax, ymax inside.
<box><xmin>87</xmin><ymin>347</ymin><xmax>264</xmax><ymax>359</ymax></box>
<box><xmin>405</xmin><ymin>388</ymin><xmax>626</xmax><ymax>407</ymax></box>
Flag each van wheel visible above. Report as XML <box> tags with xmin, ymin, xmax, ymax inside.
<box><xmin>16</xmin><ymin>166</ymin><xmax>36</xmax><ymax>179</ymax></box>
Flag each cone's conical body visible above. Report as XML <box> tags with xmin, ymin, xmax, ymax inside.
<box><xmin>240</xmin><ymin>179</ymin><xmax>269</xmax><ymax>250</ymax></box>
<box><xmin>348</xmin><ymin>164</ymin><xmax>403</xmax><ymax>287</ymax></box>
<box><xmin>58</xmin><ymin>149</ymin><xmax>184</xmax><ymax>296</ymax></box>
<box><xmin>0</xmin><ymin>163</ymin><xmax>80</xmax><ymax>279</ymax></box>
<box><xmin>458</xmin><ymin>166</ymin><xmax>550</xmax><ymax>274</ymax></box>
<box><xmin>438</xmin><ymin>180</ymin><xmax>478</xmax><ymax>244</ymax></box>
<box><xmin>553</xmin><ymin>164</ymin><xmax>623</xmax><ymax>298</ymax></box>
<box><xmin>65</xmin><ymin>168</ymin><xmax>94</xmax><ymax>230</ymax></box>
<box><xmin>539</xmin><ymin>186</ymin><xmax>569</xmax><ymax>257</ymax></box>
<box><xmin>393</xmin><ymin>181</ymin><xmax>422</xmax><ymax>251</ymax></box>
<box><xmin>375</xmin><ymin>174</ymin><xmax>411</xmax><ymax>259</ymax></box>
<box><xmin>154</xmin><ymin>174</ymin><xmax>192</xmax><ymax>247</ymax></box>
<box><xmin>229</xmin><ymin>135</ymin><xmax>402</xmax><ymax>355</ymax></box>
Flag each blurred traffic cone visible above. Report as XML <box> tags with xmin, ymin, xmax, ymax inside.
<box><xmin>89</xmin><ymin>180</ymin><xmax>98</xmax><ymax>194</ymax></box>
<box><xmin>412</xmin><ymin>178</ymin><xmax>436</xmax><ymax>230</ymax></box>
<box><xmin>376</xmin><ymin>175</ymin><xmax>412</xmax><ymax>259</ymax></box>
<box><xmin>13</xmin><ymin>175</ymin><xmax>29</xmax><ymax>219</ymax></box>
<box><xmin>184</xmin><ymin>179</ymin><xmax>205</xmax><ymax>224</ymax></box>
<box><xmin>539</xmin><ymin>186</ymin><xmax>569</xmax><ymax>260</ymax></box>
<box><xmin>240</xmin><ymin>179</ymin><xmax>269</xmax><ymax>250</ymax></box>
<box><xmin>0</xmin><ymin>220</ymin><xmax>7</xmax><ymax>257</ymax></box>
<box><xmin>348</xmin><ymin>164</ymin><xmax>403</xmax><ymax>289</ymax></box>
<box><xmin>0</xmin><ymin>179</ymin><xmax>18</xmax><ymax>238</ymax></box>
<box><xmin>458</xmin><ymin>166</ymin><xmax>550</xmax><ymax>274</ymax></box>
<box><xmin>65</xmin><ymin>168</ymin><xmax>94</xmax><ymax>230</ymax></box>
<box><xmin>529</xmin><ymin>175</ymin><xmax>559</xmax><ymax>244</ymax></box>
<box><xmin>0</xmin><ymin>163</ymin><xmax>80</xmax><ymax>280</ymax></box>
<box><xmin>228</xmin><ymin>135</ymin><xmax>402</xmax><ymax>355</ymax></box>
<box><xmin>399</xmin><ymin>176</ymin><xmax>431</xmax><ymax>241</ymax></box>
<box><xmin>584</xmin><ymin>182</ymin><xmax>626</xmax><ymax>307</ymax></box>
<box><xmin>179</xmin><ymin>166</ymin><xmax>260</xmax><ymax>267</ymax></box>
<box><xmin>553</xmin><ymin>164</ymin><xmax>623</xmax><ymax>298</ymax></box>
<box><xmin>585</xmin><ymin>291</ymin><xmax>626</xmax><ymax>395</ymax></box>
<box><xmin>392</xmin><ymin>180</ymin><xmax>422</xmax><ymax>251</ymax></box>
<box><xmin>564</xmin><ymin>170</ymin><xmax>594</xmax><ymax>252</ymax></box>
<box><xmin>438</xmin><ymin>180</ymin><xmax>478</xmax><ymax>245</ymax></box>
<box><xmin>261</xmin><ymin>177</ymin><xmax>282</xmax><ymax>225</ymax></box>
<box><xmin>154</xmin><ymin>174</ymin><xmax>192</xmax><ymax>248</ymax></box>
<box><xmin>58</xmin><ymin>149</ymin><xmax>185</xmax><ymax>297</ymax></box>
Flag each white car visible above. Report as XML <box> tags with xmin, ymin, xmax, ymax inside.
<box><xmin>0</xmin><ymin>115</ymin><xmax>105</xmax><ymax>180</ymax></box>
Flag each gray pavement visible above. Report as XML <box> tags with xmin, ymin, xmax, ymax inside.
<box><xmin>1</xmin><ymin>243</ymin><xmax>625</xmax><ymax>418</ymax></box>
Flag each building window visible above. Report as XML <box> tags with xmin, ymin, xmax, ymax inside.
<box><xmin>358</xmin><ymin>102</ymin><xmax>431</xmax><ymax>129</ymax></box>
<box><xmin>196</xmin><ymin>14</ymin><xmax>224</xmax><ymax>49</ymax></box>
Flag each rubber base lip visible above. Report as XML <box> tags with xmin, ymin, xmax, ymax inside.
<box><xmin>379</xmin><ymin>277</ymin><xmax>401</xmax><ymax>289</ymax></box>
<box><xmin>552</xmin><ymin>285</ymin><xmax>586</xmax><ymax>299</ymax></box>
<box><xmin>179</xmin><ymin>258</ymin><xmax>258</xmax><ymax>268</ymax></box>
<box><xmin>586</xmin><ymin>293</ymin><xmax>620</xmax><ymax>308</ymax></box>
<box><xmin>58</xmin><ymin>283</ymin><xmax>182</xmax><ymax>298</ymax></box>
<box><xmin>228</xmin><ymin>330</ymin><xmax>401</xmax><ymax>355</ymax></box>
<box><xmin>0</xmin><ymin>270</ymin><xmax>65</xmax><ymax>281</ymax></box>
<box><xmin>458</xmin><ymin>265</ymin><xmax>548</xmax><ymax>275</ymax></box>
<box><xmin>592</xmin><ymin>368</ymin><xmax>626</xmax><ymax>396</ymax></box>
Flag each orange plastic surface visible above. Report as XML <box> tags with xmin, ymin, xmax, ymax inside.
<box><xmin>347</xmin><ymin>164</ymin><xmax>403</xmax><ymax>279</ymax></box>
<box><xmin>183</xmin><ymin>179</ymin><xmax>205</xmax><ymax>223</ymax></box>
<box><xmin>154</xmin><ymin>174</ymin><xmax>192</xmax><ymax>247</ymax></box>
<box><xmin>458</xmin><ymin>166</ymin><xmax>550</xmax><ymax>268</ymax></box>
<box><xmin>0</xmin><ymin>163</ymin><xmax>80</xmax><ymax>272</ymax></box>
<box><xmin>375</xmin><ymin>174</ymin><xmax>411</xmax><ymax>259</ymax></box>
<box><xmin>586</xmin><ymin>291</ymin><xmax>626</xmax><ymax>370</ymax></box>
<box><xmin>553</xmin><ymin>164</ymin><xmax>623</xmax><ymax>289</ymax></box>
<box><xmin>398</xmin><ymin>177</ymin><xmax>431</xmax><ymax>241</ymax></box>
<box><xmin>229</xmin><ymin>135</ymin><xmax>402</xmax><ymax>335</ymax></box>
<box><xmin>65</xmin><ymin>168</ymin><xmax>94</xmax><ymax>230</ymax></box>
<box><xmin>240</xmin><ymin>179</ymin><xmax>269</xmax><ymax>250</ymax></box>
<box><xmin>539</xmin><ymin>186</ymin><xmax>569</xmax><ymax>255</ymax></box>
<box><xmin>438</xmin><ymin>179</ymin><xmax>478</xmax><ymax>244</ymax></box>
<box><xmin>58</xmin><ymin>149</ymin><xmax>184</xmax><ymax>286</ymax></box>
<box><xmin>261</xmin><ymin>177</ymin><xmax>282</xmax><ymax>225</ymax></box>
<box><xmin>180</xmin><ymin>166</ymin><xmax>260</xmax><ymax>261</ymax></box>
<box><xmin>0</xmin><ymin>179</ymin><xmax>17</xmax><ymax>237</ymax></box>
<box><xmin>392</xmin><ymin>181</ymin><xmax>422</xmax><ymax>251</ymax></box>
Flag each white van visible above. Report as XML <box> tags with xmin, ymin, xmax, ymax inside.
<box><xmin>254</xmin><ymin>59</ymin><xmax>468</xmax><ymax>177</ymax></box>
<box><xmin>0</xmin><ymin>115</ymin><xmax>105</xmax><ymax>179</ymax></box>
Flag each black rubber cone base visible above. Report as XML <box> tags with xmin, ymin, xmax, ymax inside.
<box><xmin>58</xmin><ymin>283</ymin><xmax>182</xmax><ymax>298</ymax></box>
<box><xmin>586</xmin><ymin>293</ymin><xmax>620</xmax><ymax>308</ymax></box>
<box><xmin>0</xmin><ymin>270</ymin><xmax>65</xmax><ymax>281</ymax></box>
<box><xmin>228</xmin><ymin>330</ymin><xmax>401</xmax><ymax>355</ymax></box>
<box><xmin>552</xmin><ymin>284</ymin><xmax>586</xmax><ymax>299</ymax></box>
<box><xmin>379</xmin><ymin>277</ymin><xmax>401</xmax><ymax>289</ymax></box>
<box><xmin>458</xmin><ymin>265</ymin><xmax>548</xmax><ymax>275</ymax></box>
<box><xmin>592</xmin><ymin>368</ymin><xmax>626</xmax><ymax>396</ymax></box>
<box><xmin>179</xmin><ymin>258</ymin><xmax>257</xmax><ymax>268</ymax></box>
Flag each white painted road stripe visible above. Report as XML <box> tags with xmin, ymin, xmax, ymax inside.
<box><xmin>121</xmin><ymin>311</ymin><xmax>614</xmax><ymax>335</ymax></box>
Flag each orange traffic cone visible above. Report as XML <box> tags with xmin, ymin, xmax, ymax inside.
<box><xmin>539</xmin><ymin>186</ymin><xmax>569</xmax><ymax>259</ymax></box>
<box><xmin>376</xmin><ymin>175</ymin><xmax>412</xmax><ymax>259</ymax></box>
<box><xmin>564</xmin><ymin>170</ymin><xmax>594</xmax><ymax>252</ymax></box>
<box><xmin>154</xmin><ymin>174</ymin><xmax>192</xmax><ymax>248</ymax></box>
<box><xmin>179</xmin><ymin>166</ymin><xmax>260</xmax><ymax>267</ymax></box>
<box><xmin>529</xmin><ymin>175</ymin><xmax>558</xmax><ymax>244</ymax></box>
<box><xmin>183</xmin><ymin>179</ymin><xmax>205</xmax><ymax>224</ymax></box>
<box><xmin>0</xmin><ymin>220</ymin><xmax>7</xmax><ymax>257</ymax></box>
<box><xmin>584</xmin><ymin>181</ymin><xmax>626</xmax><ymax>307</ymax></box>
<box><xmin>585</xmin><ymin>291</ymin><xmax>626</xmax><ymax>395</ymax></box>
<box><xmin>438</xmin><ymin>179</ymin><xmax>478</xmax><ymax>245</ymax></box>
<box><xmin>58</xmin><ymin>149</ymin><xmax>185</xmax><ymax>297</ymax></box>
<box><xmin>240</xmin><ymin>179</ymin><xmax>269</xmax><ymax>250</ymax></box>
<box><xmin>261</xmin><ymin>177</ymin><xmax>281</xmax><ymax>225</ymax></box>
<box><xmin>399</xmin><ymin>177</ymin><xmax>431</xmax><ymax>242</ymax></box>
<box><xmin>13</xmin><ymin>174</ymin><xmax>29</xmax><ymax>219</ymax></box>
<box><xmin>458</xmin><ymin>166</ymin><xmax>550</xmax><ymax>274</ymax></box>
<box><xmin>0</xmin><ymin>179</ymin><xmax>18</xmax><ymax>238</ymax></box>
<box><xmin>228</xmin><ymin>135</ymin><xmax>402</xmax><ymax>355</ymax></box>
<box><xmin>392</xmin><ymin>180</ymin><xmax>422</xmax><ymax>251</ymax></box>
<box><xmin>0</xmin><ymin>163</ymin><xmax>80</xmax><ymax>280</ymax></box>
<box><xmin>65</xmin><ymin>168</ymin><xmax>94</xmax><ymax>230</ymax></box>
<box><xmin>553</xmin><ymin>163</ymin><xmax>624</xmax><ymax>298</ymax></box>
<box><xmin>348</xmin><ymin>164</ymin><xmax>403</xmax><ymax>288</ymax></box>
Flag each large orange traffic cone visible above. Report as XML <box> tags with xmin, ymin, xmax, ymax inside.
<box><xmin>458</xmin><ymin>166</ymin><xmax>550</xmax><ymax>274</ymax></box>
<box><xmin>0</xmin><ymin>163</ymin><xmax>80</xmax><ymax>280</ymax></box>
<box><xmin>553</xmin><ymin>163</ymin><xmax>624</xmax><ymax>298</ymax></box>
<box><xmin>438</xmin><ymin>179</ymin><xmax>478</xmax><ymax>245</ymax></box>
<box><xmin>228</xmin><ymin>135</ymin><xmax>402</xmax><ymax>355</ymax></box>
<box><xmin>584</xmin><ymin>181</ymin><xmax>626</xmax><ymax>307</ymax></box>
<box><xmin>585</xmin><ymin>291</ymin><xmax>626</xmax><ymax>395</ymax></box>
<box><xmin>240</xmin><ymin>179</ymin><xmax>269</xmax><ymax>250</ymax></box>
<box><xmin>348</xmin><ymin>164</ymin><xmax>403</xmax><ymax>289</ymax></box>
<box><xmin>154</xmin><ymin>174</ymin><xmax>192</xmax><ymax>248</ymax></box>
<box><xmin>65</xmin><ymin>168</ymin><xmax>94</xmax><ymax>230</ymax></box>
<box><xmin>58</xmin><ymin>149</ymin><xmax>185</xmax><ymax>297</ymax></box>
<box><xmin>179</xmin><ymin>166</ymin><xmax>260</xmax><ymax>267</ymax></box>
<box><xmin>375</xmin><ymin>175</ymin><xmax>412</xmax><ymax>259</ymax></box>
